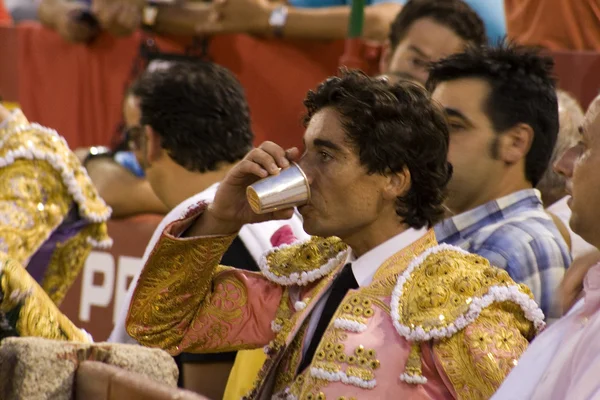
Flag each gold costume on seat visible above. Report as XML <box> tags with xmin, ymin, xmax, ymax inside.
<box><xmin>0</xmin><ymin>109</ymin><xmax>111</xmax><ymax>342</ymax></box>
<box><xmin>0</xmin><ymin>255</ymin><xmax>90</xmax><ymax>342</ymax></box>
<box><xmin>0</xmin><ymin>110</ymin><xmax>111</xmax><ymax>305</ymax></box>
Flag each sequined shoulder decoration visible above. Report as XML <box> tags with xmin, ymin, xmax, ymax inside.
<box><xmin>0</xmin><ymin>110</ymin><xmax>111</xmax><ymax>223</ymax></box>
<box><xmin>390</xmin><ymin>244</ymin><xmax>545</xmax><ymax>383</ymax></box>
<box><xmin>391</xmin><ymin>244</ymin><xmax>545</xmax><ymax>342</ymax></box>
<box><xmin>259</xmin><ymin>236</ymin><xmax>348</xmax><ymax>286</ymax></box>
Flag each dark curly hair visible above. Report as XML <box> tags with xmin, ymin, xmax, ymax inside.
<box><xmin>131</xmin><ymin>61</ymin><xmax>253</xmax><ymax>172</ymax></box>
<box><xmin>389</xmin><ymin>0</ymin><xmax>487</xmax><ymax>51</ymax></box>
<box><xmin>303</xmin><ymin>70</ymin><xmax>452</xmax><ymax>229</ymax></box>
<box><xmin>426</xmin><ymin>42</ymin><xmax>559</xmax><ymax>186</ymax></box>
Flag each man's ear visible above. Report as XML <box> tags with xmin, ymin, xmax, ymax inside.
<box><xmin>379</xmin><ymin>39</ymin><xmax>393</xmax><ymax>74</ymax></box>
<box><xmin>383</xmin><ymin>165</ymin><xmax>411</xmax><ymax>201</ymax></box>
<box><xmin>145</xmin><ymin>126</ymin><xmax>163</xmax><ymax>164</ymax></box>
<box><xmin>496</xmin><ymin>123</ymin><xmax>534</xmax><ymax>164</ymax></box>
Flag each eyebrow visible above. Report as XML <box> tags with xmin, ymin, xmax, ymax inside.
<box><xmin>313</xmin><ymin>138</ymin><xmax>343</xmax><ymax>152</ymax></box>
<box><xmin>445</xmin><ymin>108</ymin><xmax>473</xmax><ymax>126</ymax></box>
<box><xmin>408</xmin><ymin>45</ymin><xmax>430</xmax><ymax>60</ymax></box>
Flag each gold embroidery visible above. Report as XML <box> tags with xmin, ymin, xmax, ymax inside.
<box><xmin>397</xmin><ymin>250</ymin><xmax>533</xmax><ymax>334</ymax></box>
<box><xmin>41</xmin><ymin>223</ymin><xmax>109</xmax><ymax>305</ymax></box>
<box><xmin>184</xmin><ymin>273</ymin><xmax>253</xmax><ymax>353</ymax></box>
<box><xmin>0</xmin><ymin>160</ymin><xmax>71</xmax><ymax>265</ymax></box>
<box><xmin>0</xmin><ymin>255</ymin><xmax>89</xmax><ymax>342</ymax></box>
<box><xmin>287</xmin><ymin>233</ymin><xmax>438</xmax><ymax>397</ymax></box>
<box><xmin>263</xmin><ymin>237</ymin><xmax>348</xmax><ymax>283</ymax></box>
<box><xmin>433</xmin><ymin>306</ymin><xmax>531</xmax><ymax>400</ymax></box>
<box><xmin>127</xmin><ymin>231</ymin><xmax>236</xmax><ymax>352</ymax></box>
<box><xmin>0</xmin><ymin>110</ymin><xmax>110</xmax><ymax>222</ymax></box>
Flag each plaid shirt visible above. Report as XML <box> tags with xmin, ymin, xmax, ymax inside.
<box><xmin>434</xmin><ymin>189</ymin><xmax>571</xmax><ymax>322</ymax></box>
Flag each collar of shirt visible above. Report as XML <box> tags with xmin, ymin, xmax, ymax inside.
<box><xmin>434</xmin><ymin>188</ymin><xmax>544</xmax><ymax>243</ymax></box>
<box><xmin>348</xmin><ymin>227</ymin><xmax>428</xmax><ymax>287</ymax></box>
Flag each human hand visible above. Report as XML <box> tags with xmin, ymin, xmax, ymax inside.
<box><xmin>188</xmin><ymin>141</ymin><xmax>301</xmax><ymax>236</ymax></box>
<box><xmin>53</xmin><ymin>4</ymin><xmax>100</xmax><ymax>43</ymax></box>
<box><xmin>560</xmin><ymin>249</ymin><xmax>600</xmax><ymax>314</ymax></box>
<box><xmin>92</xmin><ymin>0</ymin><xmax>142</xmax><ymax>37</ymax></box>
<box><xmin>194</xmin><ymin>0</ymin><xmax>273</xmax><ymax>36</ymax></box>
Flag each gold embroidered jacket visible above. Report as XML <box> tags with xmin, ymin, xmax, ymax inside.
<box><xmin>0</xmin><ymin>110</ymin><xmax>111</xmax><ymax>304</ymax></box>
<box><xmin>0</xmin><ymin>254</ymin><xmax>90</xmax><ymax>342</ymax></box>
<box><xmin>127</xmin><ymin>205</ymin><xmax>545</xmax><ymax>400</ymax></box>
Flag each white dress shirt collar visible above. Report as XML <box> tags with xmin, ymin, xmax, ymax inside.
<box><xmin>349</xmin><ymin>227</ymin><xmax>428</xmax><ymax>287</ymax></box>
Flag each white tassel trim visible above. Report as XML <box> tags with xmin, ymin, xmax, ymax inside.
<box><xmin>81</xmin><ymin>328</ymin><xmax>94</xmax><ymax>343</ymax></box>
<box><xmin>259</xmin><ymin>239</ymin><xmax>349</xmax><ymax>286</ymax></box>
<box><xmin>390</xmin><ymin>244</ymin><xmax>546</xmax><ymax>342</ymax></box>
<box><xmin>271</xmin><ymin>389</ymin><xmax>297</xmax><ymax>400</ymax></box>
<box><xmin>310</xmin><ymin>367</ymin><xmax>376</xmax><ymax>389</ymax></box>
<box><xmin>400</xmin><ymin>373</ymin><xmax>427</xmax><ymax>385</ymax></box>
<box><xmin>86</xmin><ymin>237</ymin><xmax>113</xmax><ymax>249</ymax></box>
<box><xmin>333</xmin><ymin>318</ymin><xmax>367</xmax><ymax>332</ymax></box>
<box><xmin>270</xmin><ymin>320</ymin><xmax>282</xmax><ymax>333</ymax></box>
<box><xmin>294</xmin><ymin>301</ymin><xmax>307</xmax><ymax>311</ymax></box>
<box><xmin>0</xmin><ymin>126</ymin><xmax>112</xmax><ymax>223</ymax></box>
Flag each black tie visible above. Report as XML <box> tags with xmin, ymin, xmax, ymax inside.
<box><xmin>298</xmin><ymin>263</ymin><xmax>358</xmax><ymax>373</ymax></box>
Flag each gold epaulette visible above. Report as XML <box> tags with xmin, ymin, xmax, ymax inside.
<box><xmin>0</xmin><ymin>110</ymin><xmax>111</xmax><ymax>224</ymax></box>
<box><xmin>0</xmin><ymin>110</ymin><xmax>112</xmax><ymax>304</ymax></box>
<box><xmin>258</xmin><ymin>236</ymin><xmax>349</xmax><ymax>286</ymax></box>
<box><xmin>390</xmin><ymin>244</ymin><xmax>545</xmax><ymax>384</ymax></box>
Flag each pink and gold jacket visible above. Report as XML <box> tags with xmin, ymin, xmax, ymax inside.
<box><xmin>127</xmin><ymin>205</ymin><xmax>545</xmax><ymax>400</ymax></box>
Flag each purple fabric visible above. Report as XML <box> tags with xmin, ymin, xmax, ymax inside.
<box><xmin>26</xmin><ymin>207</ymin><xmax>89</xmax><ymax>284</ymax></box>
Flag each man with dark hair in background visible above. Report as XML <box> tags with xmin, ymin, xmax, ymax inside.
<box><xmin>380</xmin><ymin>0</ymin><xmax>488</xmax><ymax>85</ymax></box>
<box><xmin>127</xmin><ymin>70</ymin><xmax>543</xmax><ymax>399</ymax></box>
<box><xmin>108</xmin><ymin>60</ymin><xmax>307</xmax><ymax>399</ymax></box>
<box><xmin>427</xmin><ymin>43</ymin><xmax>571</xmax><ymax>323</ymax></box>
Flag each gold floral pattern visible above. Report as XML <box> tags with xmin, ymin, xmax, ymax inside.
<box><xmin>433</xmin><ymin>306</ymin><xmax>531</xmax><ymax>400</ymax></box>
<box><xmin>0</xmin><ymin>161</ymin><xmax>71</xmax><ymax>266</ymax></box>
<box><xmin>285</xmin><ymin>233</ymin><xmax>438</xmax><ymax>398</ymax></box>
<box><xmin>127</xmin><ymin>226</ymin><xmax>239</xmax><ymax>353</ymax></box>
<box><xmin>262</xmin><ymin>236</ymin><xmax>348</xmax><ymax>285</ymax></box>
<box><xmin>0</xmin><ymin>110</ymin><xmax>111</xmax><ymax>222</ymax></box>
<box><xmin>41</xmin><ymin>223</ymin><xmax>109</xmax><ymax>305</ymax></box>
<box><xmin>0</xmin><ymin>254</ymin><xmax>89</xmax><ymax>342</ymax></box>
<box><xmin>0</xmin><ymin>110</ymin><xmax>111</xmax><ymax>306</ymax></box>
<box><xmin>396</xmin><ymin>250</ymin><xmax>534</xmax><ymax>335</ymax></box>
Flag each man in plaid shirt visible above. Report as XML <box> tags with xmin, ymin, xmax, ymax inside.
<box><xmin>427</xmin><ymin>43</ymin><xmax>571</xmax><ymax>322</ymax></box>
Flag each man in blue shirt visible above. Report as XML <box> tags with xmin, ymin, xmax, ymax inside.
<box><xmin>427</xmin><ymin>43</ymin><xmax>571</xmax><ymax>323</ymax></box>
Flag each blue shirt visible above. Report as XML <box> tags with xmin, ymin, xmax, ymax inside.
<box><xmin>288</xmin><ymin>0</ymin><xmax>506</xmax><ymax>44</ymax></box>
<box><xmin>114</xmin><ymin>151</ymin><xmax>145</xmax><ymax>178</ymax></box>
<box><xmin>434</xmin><ymin>189</ymin><xmax>571</xmax><ymax>323</ymax></box>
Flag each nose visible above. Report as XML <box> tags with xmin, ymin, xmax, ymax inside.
<box><xmin>297</xmin><ymin>156</ymin><xmax>314</xmax><ymax>185</ymax></box>
<box><xmin>553</xmin><ymin>146</ymin><xmax>577</xmax><ymax>179</ymax></box>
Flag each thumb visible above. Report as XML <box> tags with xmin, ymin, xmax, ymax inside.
<box><xmin>285</xmin><ymin>147</ymin><xmax>301</xmax><ymax>162</ymax></box>
<box><xmin>270</xmin><ymin>208</ymin><xmax>295</xmax><ymax>221</ymax></box>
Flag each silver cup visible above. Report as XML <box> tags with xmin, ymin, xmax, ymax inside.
<box><xmin>246</xmin><ymin>162</ymin><xmax>311</xmax><ymax>214</ymax></box>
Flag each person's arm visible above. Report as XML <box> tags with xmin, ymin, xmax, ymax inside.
<box><xmin>264</xmin><ymin>2</ymin><xmax>402</xmax><ymax>41</ymax></box>
<box><xmin>126</xmin><ymin>202</ymin><xmax>284</xmax><ymax>354</ymax></box>
<box><xmin>127</xmin><ymin>142</ymin><xmax>297</xmax><ymax>353</ymax></box>
<box><xmin>433</xmin><ymin>305</ymin><xmax>534</xmax><ymax>399</ymax></box>
<box><xmin>187</xmin><ymin>0</ymin><xmax>402</xmax><ymax>41</ymax></box>
<box><xmin>38</xmin><ymin>0</ymin><xmax>100</xmax><ymax>43</ymax></box>
<box><xmin>84</xmin><ymin>157</ymin><xmax>168</xmax><ymax>218</ymax></box>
